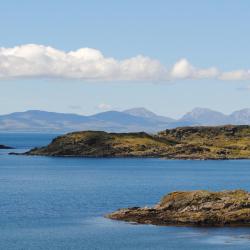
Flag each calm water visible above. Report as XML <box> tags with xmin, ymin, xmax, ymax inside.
<box><xmin>1</xmin><ymin>133</ymin><xmax>250</xmax><ymax>250</ymax></box>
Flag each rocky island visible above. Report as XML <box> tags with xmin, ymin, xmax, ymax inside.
<box><xmin>107</xmin><ymin>190</ymin><xmax>250</xmax><ymax>226</ymax></box>
<box><xmin>24</xmin><ymin>125</ymin><xmax>250</xmax><ymax>159</ymax></box>
<box><xmin>0</xmin><ymin>144</ymin><xmax>13</xmax><ymax>149</ymax></box>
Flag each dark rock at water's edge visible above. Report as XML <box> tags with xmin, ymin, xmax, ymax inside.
<box><xmin>107</xmin><ymin>190</ymin><xmax>250</xmax><ymax>226</ymax></box>
<box><xmin>0</xmin><ymin>144</ymin><xmax>14</xmax><ymax>149</ymax></box>
<box><xmin>24</xmin><ymin>125</ymin><xmax>250</xmax><ymax>159</ymax></box>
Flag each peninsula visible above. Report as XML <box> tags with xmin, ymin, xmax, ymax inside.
<box><xmin>24</xmin><ymin>125</ymin><xmax>250</xmax><ymax>159</ymax></box>
<box><xmin>107</xmin><ymin>190</ymin><xmax>250</xmax><ymax>226</ymax></box>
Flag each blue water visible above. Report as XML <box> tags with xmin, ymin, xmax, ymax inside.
<box><xmin>1</xmin><ymin>133</ymin><xmax>250</xmax><ymax>249</ymax></box>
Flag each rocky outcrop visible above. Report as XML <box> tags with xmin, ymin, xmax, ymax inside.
<box><xmin>24</xmin><ymin>125</ymin><xmax>250</xmax><ymax>159</ymax></box>
<box><xmin>107</xmin><ymin>190</ymin><xmax>250</xmax><ymax>226</ymax></box>
<box><xmin>0</xmin><ymin>144</ymin><xmax>13</xmax><ymax>149</ymax></box>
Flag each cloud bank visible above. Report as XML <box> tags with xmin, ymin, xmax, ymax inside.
<box><xmin>0</xmin><ymin>44</ymin><xmax>249</xmax><ymax>82</ymax></box>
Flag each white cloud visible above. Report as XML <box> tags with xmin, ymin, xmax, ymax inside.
<box><xmin>97</xmin><ymin>103</ymin><xmax>112</xmax><ymax>110</ymax></box>
<box><xmin>170</xmin><ymin>59</ymin><xmax>219</xmax><ymax>79</ymax></box>
<box><xmin>0</xmin><ymin>44</ymin><xmax>164</xmax><ymax>81</ymax></box>
<box><xmin>219</xmin><ymin>70</ymin><xmax>250</xmax><ymax>81</ymax></box>
<box><xmin>0</xmin><ymin>44</ymin><xmax>249</xmax><ymax>82</ymax></box>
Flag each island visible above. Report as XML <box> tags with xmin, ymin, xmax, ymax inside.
<box><xmin>107</xmin><ymin>190</ymin><xmax>250</xmax><ymax>226</ymax></box>
<box><xmin>24</xmin><ymin>125</ymin><xmax>250</xmax><ymax>159</ymax></box>
<box><xmin>0</xmin><ymin>144</ymin><xmax>13</xmax><ymax>149</ymax></box>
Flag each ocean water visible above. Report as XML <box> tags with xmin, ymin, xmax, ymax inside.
<box><xmin>1</xmin><ymin>133</ymin><xmax>250</xmax><ymax>250</ymax></box>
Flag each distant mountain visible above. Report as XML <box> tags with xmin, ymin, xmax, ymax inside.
<box><xmin>123</xmin><ymin>107</ymin><xmax>175</xmax><ymax>123</ymax></box>
<box><xmin>123</xmin><ymin>107</ymin><xmax>158</xmax><ymax>118</ymax></box>
<box><xmin>0</xmin><ymin>110</ymin><xmax>90</xmax><ymax>132</ymax></box>
<box><xmin>90</xmin><ymin>111</ymin><xmax>151</xmax><ymax>125</ymax></box>
<box><xmin>180</xmin><ymin>108</ymin><xmax>230</xmax><ymax>126</ymax></box>
<box><xmin>0</xmin><ymin>107</ymin><xmax>250</xmax><ymax>133</ymax></box>
<box><xmin>0</xmin><ymin>109</ymin><xmax>173</xmax><ymax>133</ymax></box>
<box><xmin>229</xmin><ymin>109</ymin><xmax>250</xmax><ymax>125</ymax></box>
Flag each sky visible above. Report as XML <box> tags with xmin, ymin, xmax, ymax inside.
<box><xmin>0</xmin><ymin>0</ymin><xmax>250</xmax><ymax>118</ymax></box>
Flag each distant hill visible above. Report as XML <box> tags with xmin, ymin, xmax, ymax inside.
<box><xmin>180</xmin><ymin>108</ymin><xmax>250</xmax><ymax>125</ymax></box>
<box><xmin>180</xmin><ymin>108</ymin><xmax>230</xmax><ymax>125</ymax></box>
<box><xmin>229</xmin><ymin>109</ymin><xmax>250</xmax><ymax>125</ymax></box>
<box><xmin>123</xmin><ymin>107</ymin><xmax>175</xmax><ymax>123</ymax></box>
<box><xmin>0</xmin><ymin>109</ymin><xmax>174</xmax><ymax>133</ymax></box>
<box><xmin>1</xmin><ymin>107</ymin><xmax>250</xmax><ymax>133</ymax></box>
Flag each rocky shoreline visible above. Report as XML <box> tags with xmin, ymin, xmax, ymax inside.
<box><xmin>107</xmin><ymin>190</ymin><xmax>250</xmax><ymax>226</ymax></box>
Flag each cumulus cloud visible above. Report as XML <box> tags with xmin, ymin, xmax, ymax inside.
<box><xmin>170</xmin><ymin>59</ymin><xmax>219</xmax><ymax>79</ymax></box>
<box><xmin>0</xmin><ymin>44</ymin><xmax>249</xmax><ymax>82</ymax></box>
<box><xmin>0</xmin><ymin>44</ymin><xmax>165</xmax><ymax>81</ymax></box>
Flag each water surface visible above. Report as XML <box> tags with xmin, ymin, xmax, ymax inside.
<box><xmin>1</xmin><ymin>133</ymin><xmax>250</xmax><ymax>249</ymax></box>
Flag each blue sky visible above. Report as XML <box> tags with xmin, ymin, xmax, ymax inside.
<box><xmin>0</xmin><ymin>0</ymin><xmax>249</xmax><ymax>118</ymax></box>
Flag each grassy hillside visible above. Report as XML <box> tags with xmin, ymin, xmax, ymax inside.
<box><xmin>158</xmin><ymin>125</ymin><xmax>250</xmax><ymax>159</ymax></box>
<box><xmin>26</xmin><ymin>125</ymin><xmax>250</xmax><ymax>159</ymax></box>
<box><xmin>27</xmin><ymin>131</ymin><xmax>172</xmax><ymax>157</ymax></box>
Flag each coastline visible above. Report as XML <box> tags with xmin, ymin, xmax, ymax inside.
<box><xmin>107</xmin><ymin>190</ymin><xmax>250</xmax><ymax>227</ymax></box>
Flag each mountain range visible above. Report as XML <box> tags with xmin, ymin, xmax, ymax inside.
<box><xmin>0</xmin><ymin>107</ymin><xmax>250</xmax><ymax>133</ymax></box>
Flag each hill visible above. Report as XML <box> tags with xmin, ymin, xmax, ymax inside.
<box><xmin>25</xmin><ymin>125</ymin><xmax>250</xmax><ymax>159</ymax></box>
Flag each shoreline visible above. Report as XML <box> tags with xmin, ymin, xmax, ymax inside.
<box><xmin>10</xmin><ymin>152</ymin><xmax>250</xmax><ymax>160</ymax></box>
<box><xmin>107</xmin><ymin>190</ymin><xmax>250</xmax><ymax>227</ymax></box>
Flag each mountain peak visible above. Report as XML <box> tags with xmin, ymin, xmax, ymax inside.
<box><xmin>231</xmin><ymin>108</ymin><xmax>250</xmax><ymax>114</ymax></box>
<box><xmin>181</xmin><ymin>107</ymin><xmax>229</xmax><ymax>125</ymax></box>
<box><xmin>123</xmin><ymin>107</ymin><xmax>157</xmax><ymax>118</ymax></box>
<box><xmin>230</xmin><ymin>108</ymin><xmax>250</xmax><ymax>124</ymax></box>
<box><xmin>189</xmin><ymin>107</ymin><xmax>218</xmax><ymax>114</ymax></box>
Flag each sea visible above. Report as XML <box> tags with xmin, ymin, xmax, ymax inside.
<box><xmin>1</xmin><ymin>133</ymin><xmax>250</xmax><ymax>250</ymax></box>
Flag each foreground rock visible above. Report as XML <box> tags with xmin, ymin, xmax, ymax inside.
<box><xmin>107</xmin><ymin>190</ymin><xmax>250</xmax><ymax>226</ymax></box>
<box><xmin>0</xmin><ymin>144</ymin><xmax>13</xmax><ymax>149</ymax></box>
<box><xmin>24</xmin><ymin>125</ymin><xmax>250</xmax><ymax>159</ymax></box>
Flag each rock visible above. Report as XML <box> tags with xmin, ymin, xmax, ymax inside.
<box><xmin>0</xmin><ymin>144</ymin><xmax>13</xmax><ymax>149</ymax></box>
<box><xmin>107</xmin><ymin>190</ymin><xmax>250</xmax><ymax>226</ymax></box>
